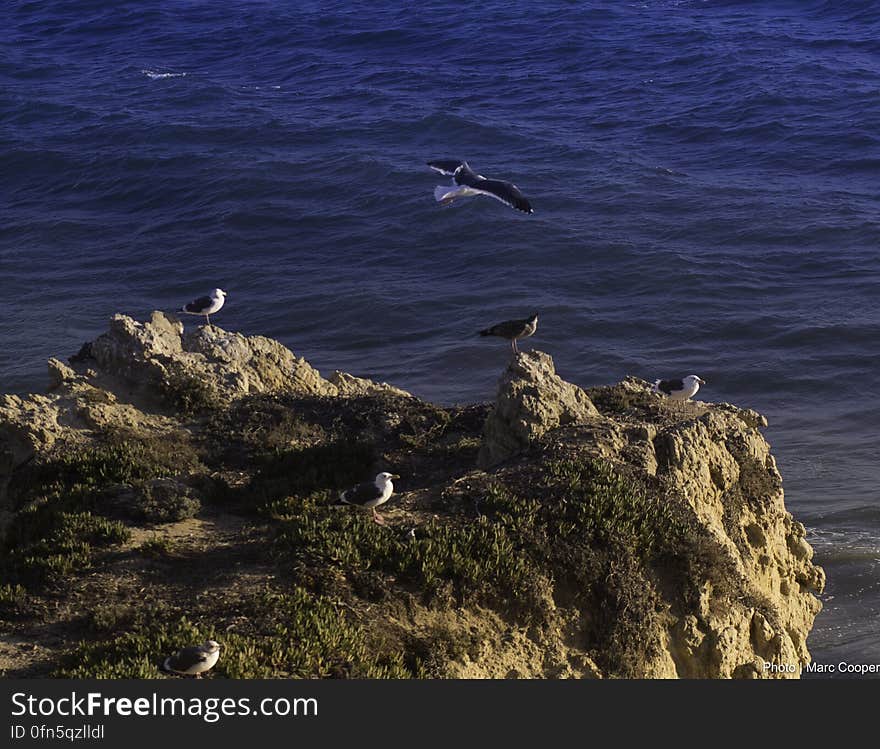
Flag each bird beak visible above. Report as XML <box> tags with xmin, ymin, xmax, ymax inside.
<box><xmin>699</xmin><ymin>378</ymin><xmax>706</xmax><ymax>385</ymax></box>
<box><xmin>390</xmin><ymin>474</ymin><xmax>401</xmax><ymax>480</ymax></box>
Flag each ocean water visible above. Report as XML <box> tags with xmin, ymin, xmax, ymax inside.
<box><xmin>2</xmin><ymin>0</ymin><xmax>879</xmax><ymax>671</ymax></box>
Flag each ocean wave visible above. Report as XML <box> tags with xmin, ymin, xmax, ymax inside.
<box><xmin>141</xmin><ymin>69</ymin><xmax>187</xmax><ymax>80</ymax></box>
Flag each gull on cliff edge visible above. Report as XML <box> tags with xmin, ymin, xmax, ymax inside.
<box><xmin>428</xmin><ymin>160</ymin><xmax>534</xmax><ymax>214</ymax></box>
<box><xmin>161</xmin><ymin>640</ymin><xmax>221</xmax><ymax>678</ymax></box>
<box><xmin>181</xmin><ymin>288</ymin><xmax>226</xmax><ymax>327</ymax></box>
<box><xmin>334</xmin><ymin>472</ymin><xmax>400</xmax><ymax>525</ymax></box>
<box><xmin>652</xmin><ymin>375</ymin><xmax>706</xmax><ymax>403</ymax></box>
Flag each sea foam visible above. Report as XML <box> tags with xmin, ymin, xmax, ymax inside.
<box><xmin>141</xmin><ymin>69</ymin><xmax>188</xmax><ymax>80</ymax></box>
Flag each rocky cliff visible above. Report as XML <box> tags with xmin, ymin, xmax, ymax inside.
<box><xmin>0</xmin><ymin>315</ymin><xmax>824</xmax><ymax>679</ymax></box>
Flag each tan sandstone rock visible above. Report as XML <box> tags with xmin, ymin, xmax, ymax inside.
<box><xmin>476</xmin><ymin>366</ymin><xmax>824</xmax><ymax>678</ymax></box>
<box><xmin>478</xmin><ymin>350</ymin><xmax>599</xmax><ymax>468</ymax></box>
<box><xmin>0</xmin><ymin>312</ymin><xmax>410</xmax><ymax>531</ymax></box>
<box><xmin>0</xmin><ymin>326</ymin><xmax>824</xmax><ymax>680</ymax></box>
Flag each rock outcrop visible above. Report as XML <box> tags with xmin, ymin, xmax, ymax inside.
<box><xmin>478</xmin><ymin>351</ymin><xmax>599</xmax><ymax>468</ymax></box>
<box><xmin>0</xmin><ymin>313</ymin><xmax>409</xmax><ymax>536</ymax></box>
<box><xmin>85</xmin><ymin>311</ymin><xmax>408</xmax><ymax>404</ymax></box>
<box><xmin>474</xmin><ymin>358</ymin><xmax>825</xmax><ymax>678</ymax></box>
<box><xmin>0</xmin><ymin>312</ymin><xmax>408</xmax><ymax>472</ymax></box>
<box><xmin>0</xmin><ymin>321</ymin><xmax>824</xmax><ymax>680</ymax></box>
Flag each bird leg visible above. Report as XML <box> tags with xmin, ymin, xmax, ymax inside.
<box><xmin>372</xmin><ymin>509</ymin><xmax>387</xmax><ymax>526</ymax></box>
<box><xmin>511</xmin><ymin>339</ymin><xmax>518</xmax><ymax>353</ymax></box>
<box><xmin>204</xmin><ymin>313</ymin><xmax>211</xmax><ymax>328</ymax></box>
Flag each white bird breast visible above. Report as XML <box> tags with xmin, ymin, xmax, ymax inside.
<box><xmin>669</xmin><ymin>381</ymin><xmax>701</xmax><ymax>401</ymax></box>
<box><xmin>434</xmin><ymin>184</ymin><xmax>481</xmax><ymax>203</ymax></box>
<box><xmin>372</xmin><ymin>479</ymin><xmax>394</xmax><ymax>508</ymax></box>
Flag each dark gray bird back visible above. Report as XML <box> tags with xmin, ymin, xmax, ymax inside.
<box><xmin>166</xmin><ymin>645</ymin><xmax>210</xmax><ymax>671</ymax></box>
<box><xmin>479</xmin><ymin>315</ymin><xmax>535</xmax><ymax>339</ymax></box>
<box><xmin>341</xmin><ymin>481</ymin><xmax>382</xmax><ymax>506</ymax></box>
<box><xmin>184</xmin><ymin>295</ymin><xmax>213</xmax><ymax>313</ymax></box>
<box><xmin>657</xmin><ymin>379</ymin><xmax>685</xmax><ymax>395</ymax></box>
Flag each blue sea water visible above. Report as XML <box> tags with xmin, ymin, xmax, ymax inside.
<box><xmin>2</xmin><ymin>0</ymin><xmax>879</xmax><ymax>671</ymax></box>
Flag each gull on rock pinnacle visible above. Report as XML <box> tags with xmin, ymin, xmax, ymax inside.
<box><xmin>479</xmin><ymin>313</ymin><xmax>538</xmax><ymax>353</ymax></box>
<box><xmin>181</xmin><ymin>288</ymin><xmax>226</xmax><ymax>327</ymax></box>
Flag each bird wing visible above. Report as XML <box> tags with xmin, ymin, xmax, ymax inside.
<box><xmin>427</xmin><ymin>159</ymin><xmax>466</xmax><ymax>176</ymax></box>
<box><xmin>467</xmin><ymin>178</ymin><xmax>533</xmax><ymax>214</ymax></box>
<box><xmin>184</xmin><ymin>295</ymin><xmax>213</xmax><ymax>313</ymax></box>
<box><xmin>484</xmin><ymin>319</ymin><xmax>527</xmax><ymax>338</ymax></box>
<box><xmin>340</xmin><ymin>481</ymin><xmax>382</xmax><ymax>507</ymax></box>
<box><xmin>167</xmin><ymin>646</ymin><xmax>210</xmax><ymax>671</ymax></box>
<box><xmin>657</xmin><ymin>378</ymin><xmax>684</xmax><ymax>394</ymax></box>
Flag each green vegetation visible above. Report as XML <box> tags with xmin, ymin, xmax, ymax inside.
<box><xmin>9</xmin><ymin>431</ymin><xmax>200</xmax><ymax>506</ymax></box>
<box><xmin>136</xmin><ymin>482</ymin><xmax>201</xmax><ymax>523</ymax></box>
<box><xmin>3</xmin><ymin>378</ymin><xmax>751</xmax><ymax>680</ymax></box>
<box><xmin>275</xmin><ymin>497</ymin><xmax>543</xmax><ymax>613</ymax></box>
<box><xmin>204</xmin><ymin>395</ymin><xmax>327</xmax><ymax>464</ymax></box>
<box><xmin>0</xmin><ymin>583</ymin><xmax>30</xmax><ymax>619</ymax></box>
<box><xmin>138</xmin><ymin>535</ymin><xmax>177</xmax><ymax>558</ymax></box>
<box><xmin>2</xmin><ymin>511</ymin><xmax>129</xmax><ymax>586</ymax></box>
<box><xmin>403</xmin><ymin>623</ymin><xmax>481</xmax><ymax>678</ymax></box>
<box><xmin>55</xmin><ymin>589</ymin><xmax>408</xmax><ymax>679</ymax></box>
<box><xmin>158</xmin><ymin>362</ymin><xmax>224</xmax><ymax>415</ymax></box>
<box><xmin>224</xmin><ymin>439</ymin><xmax>378</xmax><ymax>514</ymax></box>
<box><xmin>2</xmin><ymin>431</ymin><xmax>201</xmax><ymax>588</ymax></box>
<box><xmin>264</xmin><ymin>455</ymin><xmax>731</xmax><ymax>677</ymax></box>
<box><xmin>541</xmin><ymin>459</ymin><xmax>692</xmax><ymax>562</ymax></box>
<box><xmin>86</xmin><ymin>601</ymin><xmax>140</xmax><ymax>635</ymax></box>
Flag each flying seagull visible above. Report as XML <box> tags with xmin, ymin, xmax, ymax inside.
<box><xmin>428</xmin><ymin>160</ymin><xmax>533</xmax><ymax>214</ymax></box>
<box><xmin>181</xmin><ymin>288</ymin><xmax>226</xmax><ymax>327</ymax></box>
<box><xmin>334</xmin><ymin>472</ymin><xmax>400</xmax><ymax>525</ymax></box>
<box><xmin>652</xmin><ymin>375</ymin><xmax>706</xmax><ymax>402</ymax></box>
<box><xmin>162</xmin><ymin>640</ymin><xmax>221</xmax><ymax>678</ymax></box>
<box><xmin>479</xmin><ymin>313</ymin><xmax>538</xmax><ymax>353</ymax></box>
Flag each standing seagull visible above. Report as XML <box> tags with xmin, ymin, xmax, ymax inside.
<box><xmin>479</xmin><ymin>313</ymin><xmax>538</xmax><ymax>353</ymax></box>
<box><xmin>162</xmin><ymin>640</ymin><xmax>221</xmax><ymax>678</ymax></box>
<box><xmin>428</xmin><ymin>160</ymin><xmax>533</xmax><ymax>214</ymax></box>
<box><xmin>652</xmin><ymin>375</ymin><xmax>706</xmax><ymax>402</ymax></box>
<box><xmin>181</xmin><ymin>288</ymin><xmax>226</xmax><ymax>327</ymax></box>
<box><xmin>335</xmin><ymin>472</ymin><xmax>400</xmax><ymax>525</ymax></box>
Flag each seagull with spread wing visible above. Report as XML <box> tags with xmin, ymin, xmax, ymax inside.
<box><xmin>428</xmin><ymin>160</ymin><xmax>534</xmax><ymax>214</ymax></box>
